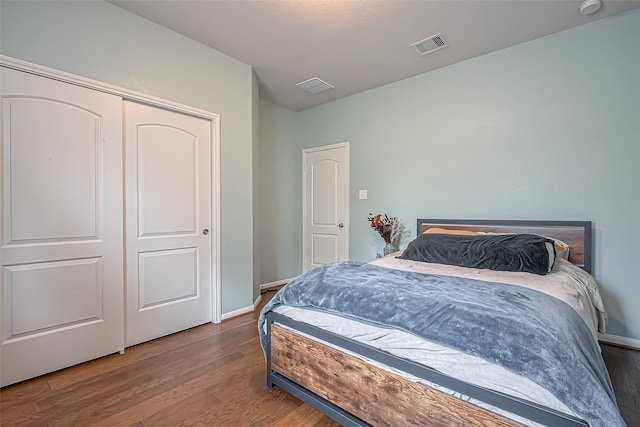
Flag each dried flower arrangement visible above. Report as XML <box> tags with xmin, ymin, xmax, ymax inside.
<box><xmin>367</xmin><ymin>213</ymin><xmax>405</xmax><ymax>245</ymax></box>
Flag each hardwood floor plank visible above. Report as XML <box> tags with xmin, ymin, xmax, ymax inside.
<box><xmin>37</xmin><ymin>345</ymin><xmax>233</xmax><ymax>425</ymax></box>
<box><xmin>36</xmin><ymin>368</ymin><xmax>153</xmax><ymax>413</ymax></box>
<box><xmin>88</xmin><ymin>367</ymin><xmax>228</xmax><ymax>427</ymax></box>
<box><xmin>43</xmin><ymin>374</ymin><xmax>157</xmax><ymax>427</ymax></box>
<box><xmin>272</xmin><ymin>401</ymin><xmax>338</xmax><ymax>427</ymax></box>
<box><xmin>189</xmin><ymin>383</ymin><xmax>300</xmax><ymax>427</ymax></box>
<box><xmin>46</xmin><ymin>315</ymin><xmax>258</xmax><ymax>391</ymax></box>
<box><xmin>136</xmin><ymin>344</ymin><xmax>267</xmax><ymax>425</ymax></box>
<box><xmin>625</xmin><ymin>346</ymin><xmax>640</xmax><ymax>419</ymax></box>
<box><xmin>136</xmin><ymin>387</ymin><xmax>224</xmax><ymax>427</ymax></box>
<box><xmin>0</xmin><ymin>399</ymin><xmax>41</xmax><ymax>426</ymax></box>
<box><xmin>5</xmin><ymin>326</ymin><xmax>257</xmax><ymax>425</ymax></box>
<box><xmin>601</xmin><ymin>343</ymin><xmax>640</xmax><ymax>427</ymax></box>
<box><xmin>0</xmin><ymin>379</ymin><xmax>51</xmax><ymax>425</ymax></box>
<box><xmin>61</xmin><ymin>343</ymin><xmax>254</xmax><ymax>426</ymax></box>
<box><xmin>311</xmin><ymin>417</ymin><xmax>344</xmax><ymax>427</ymax></box>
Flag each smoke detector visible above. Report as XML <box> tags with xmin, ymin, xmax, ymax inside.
<box><xmin>412</xmin><ymin>33</ymin><xmax>448</xmax><ymax>55</ymax></box>
<box><xmin>580</xmin><ymin>0</ymin><xmax>601</xmax><ymax>15</ymax></box>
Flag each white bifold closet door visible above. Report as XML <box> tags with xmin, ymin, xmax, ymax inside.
<box><xmin>124</xmin><ymin>101</ymin><xmax>212</xmax><ymax>347</ymax></box>
<box><xmin>0</xmin><ymin>67</ymin><xmax>124</xmax><ymax>386</ymax></box>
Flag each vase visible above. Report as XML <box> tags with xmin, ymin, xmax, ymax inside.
<box><xmin>383</xmin><ymin>242</ymin><xmax>398</xmax><ymax>256</ymax></box>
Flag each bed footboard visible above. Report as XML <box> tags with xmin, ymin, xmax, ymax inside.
<box><xmin>265</xmin><ymin>312</ymin><xmax>587</xmax><ymax>427</ymax></box>
<box><xmin>271</xmin><ymin>324</ymin><xmax>517</xmax><ymax>426</ymax></box>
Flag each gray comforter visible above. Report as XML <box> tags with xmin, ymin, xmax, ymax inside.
<box><xmin>258</xmin><ymin>261</ymin><xmax>624</xmax><ymax>427</ymax></box>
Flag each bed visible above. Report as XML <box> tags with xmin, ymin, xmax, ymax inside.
<box><xmin>258</xmin><ymin>219</ymin><xmax>624</xmax><ymax>427</ymax></box>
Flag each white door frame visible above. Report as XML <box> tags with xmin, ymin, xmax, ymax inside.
<box><xmin>0</xmin><ymin>55</ymin><xmax>222</xmax><ymax>323</ymax></box>
<box><xmin>302</xmin><ymin>142</ymin><xmax>350</xmax><ymax>271</ymax></box>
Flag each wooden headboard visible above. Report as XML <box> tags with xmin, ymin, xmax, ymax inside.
<box><xmin>416</xmin><ymin>219</ymin><xmax>593</xmax><ymax>274</ymax></box>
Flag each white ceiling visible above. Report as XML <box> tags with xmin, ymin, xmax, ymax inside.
<box><xmin>109</xmin><ymin>0</ymin><xmax>640</xmax><ymax>111</ymax></box>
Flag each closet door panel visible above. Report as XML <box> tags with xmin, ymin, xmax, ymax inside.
<box><xmin>137</xmin><ymin>125</ymin><xmax>197</xmax><ymax>235</ymax></box>
<box><xmin>8</xmin><ymin>98</ymin><xmax>99</xmax><ymax>241</ymax></box>
<box><xmin>0</xmin><ymin>67</ymin><xmax>124</xmax><ymax>387</ymax></box>
<box><xmin>4</xmin><ymin>258</ymin><xmax>102</xmax><ymax>335</ymax></box>
<box><xmin>124</xmin><ymin>101</ymin><xmax>212</xmax><ymax>347</ymax></box>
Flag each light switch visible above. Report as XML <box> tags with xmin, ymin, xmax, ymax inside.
<box><xmin>359</xmin><ymin>189</ymin><xmax>368</xmax><ymax>200</ymax></box>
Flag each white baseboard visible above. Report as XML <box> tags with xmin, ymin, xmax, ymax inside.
<box><xmin>220</xmin><ymin>294</ymin><xmax>262</xmax><ymax>321</ymax></box>
<box><xmin>598</xmin><ymin>332</ymin><xmax>640</xmax><ymax>350</ymax></box>
<box><xmin>220</xmin><ymin>278</ymin><xmax>293</xmax><ymax>320</ymax></box>
<box><xmin>253</xmin><ymin>294</ymin><xmax>262</xmax><ymax>310</ymax></box>
<box><xmin>260</xmin><ymin>277</ymin><xmax>294</xmax><ymax>290</ymax></box>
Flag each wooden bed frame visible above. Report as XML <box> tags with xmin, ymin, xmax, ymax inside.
<box><xmin>265</xmin><ymin>219</ymin><xmax>593</xmax><ymax>427</ymax></box>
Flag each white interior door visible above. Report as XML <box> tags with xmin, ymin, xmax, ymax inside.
<box><xmin>303</xmin><ymin>143</ymin><xmax>349</xmax><ymax>272</ymax></box>
<box><xmin>0</xmin><ymin>67</ymin><xmax>124</xmax><ymax>386</ymax></box>
<box><xmin>124</xmin><ymin>101</ymin><xmax>212</xmax><ymax>347</ymax></box>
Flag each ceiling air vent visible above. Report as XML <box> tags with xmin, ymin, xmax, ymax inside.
<box><xmin>295</xmin><ymin>77</ymin><xmax>334</xmax><ymax>94</ymax></box>
<box><xmin>412</xmin><ymin>33</ymin><xmax>448</xmax><ymax>55</ymax></box>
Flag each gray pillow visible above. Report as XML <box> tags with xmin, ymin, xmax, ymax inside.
<box><xmin>398</xmin><ymin>233</ymin><xmax>554</xmax><ymax>275</ymax></box>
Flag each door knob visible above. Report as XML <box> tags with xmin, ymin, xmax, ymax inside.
<box><xmin>202</xmin><ymin>229</ymin><xmax>209</xmax><ymax>235</ymax></box>
<box><xmin>338</xmin><ymin>223</ymin><xmax>344</xmax><ymax>229</ymax></box>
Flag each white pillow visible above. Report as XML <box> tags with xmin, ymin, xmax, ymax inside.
<box><xmin>552</xmin><ymin>238</ymin><xmax>570</xmax><ymax>260</ymax></box>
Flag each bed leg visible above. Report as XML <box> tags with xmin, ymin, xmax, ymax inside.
<box><xmin>266</xmin><ymin>317</ymin><xmax>273</xmax><ymax>389</ymax></box>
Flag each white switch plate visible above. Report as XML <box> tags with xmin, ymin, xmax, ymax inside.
<box><xmin>359</xmin><ymin>189</ymin><xmax>368</xmax><ymax>200</ymax></box>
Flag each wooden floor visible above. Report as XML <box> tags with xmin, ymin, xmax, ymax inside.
<box><xmin>1</xmin><ymin>289</ymin><xmax>638</xmax><ymax>426</ymax></box>
<box><xmin>601</xmin><ymin>343</ymin><xmax>640</xmax><ymax>426</ymax></box>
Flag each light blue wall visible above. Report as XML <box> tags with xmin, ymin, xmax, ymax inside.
<box><xmin>1</xmin><ymin>0</ymin><xmax>257</xmax><ymax>314</ymax></box>
<box><xmin>258</xmin><ymin>99</ymin><xmax>301</xmax><ymax>282</ymax></box>
<box><xmin>260</xmin><ymin>9</ymin><xmax>640</xmax><ymax>340</ymax></box>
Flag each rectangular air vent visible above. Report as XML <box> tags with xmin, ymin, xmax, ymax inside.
<box><xmin>412</xmin><ymin>33</ymin><xmax>448</xmax><ymax>55</ymax></box>
<box><xmin>295</xmin><ymin>77</ymin><xmax>334</xmax><ymax>94</ymax></box>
